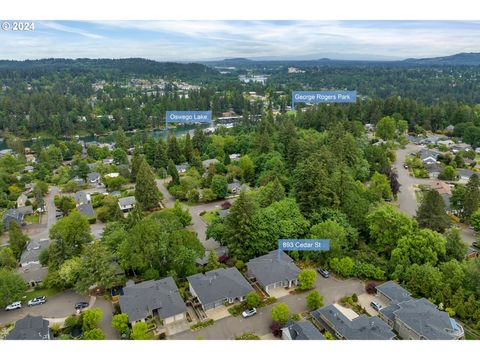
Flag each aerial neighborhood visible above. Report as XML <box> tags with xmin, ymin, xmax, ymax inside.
<box><xmin>0</xmin><ymin>52</ymin><xmax>480</xmax><ymax>343</ymax></box>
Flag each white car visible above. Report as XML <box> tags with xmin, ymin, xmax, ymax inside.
<box><xmin>5</xmin><ymin>301</ymin><xmax>22</xmax><ymax>311</ymax></box>
<box><xmin>242</xmin><ymin>308</ymin><xmax>257</xmax><ymax>318</ymax></box>
<box><xmin>28</xmin><ymin>296</ymin><xmax>46</xmax><ymax>306</ymax></box>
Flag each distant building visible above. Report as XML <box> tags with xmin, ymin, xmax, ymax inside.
<box><xmin>74</xmin><ymin>191</ymin><xmax>91</xmax><ymax>205</ymax></box>
<box><xmin>20</xmin><ymin>238</ymin><xmax>50</xmax><ymax>267</ymax></box>
<box><xmin>195</xmin><ymin>246</ymin><xmax>229</xmax><ymax>266</ymax></box>
<box><xmin>87</xmin><ymin>172</ymin><xmax>101</xmax><ymax>184</ymax></box>
<box><xmin>77</xmin><ymin>203</ymin><xmax>96</xmax><ymax>219</ymax></box>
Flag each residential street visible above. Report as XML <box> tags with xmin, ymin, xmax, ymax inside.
<box><xmin>171</xmin><ymin>275</ymin><xmax>365</xmax><ymax>340</ymax></box>
<box><xmin>0</xmin><ymin>290</ymin><xmax>88</xmax><ymax>327</ymax></box>
<box><xmin>394</xmin><ymin>144</ymin><xmax>476</xmax><ymax>245</ymax></box>
<box><xmin>156</xmin><ymin>177</ymin><xmax>236</xmax><ymax>250</ymax></box>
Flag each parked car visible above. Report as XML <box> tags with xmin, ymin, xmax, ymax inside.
<box><xmin>472</xmin><ymin>241</ymin><xmax>479</xmax><ymax>249</ymax></box>
<box><xmin>316</xmin><ymin>268</ymin><xmax>330</xmax><ymax>278</ymax></box>
<box><xmin>28</xmin><ymin>296</ymin><xmax>46</xmax><ymax>306</ymax></box>
<box><xmin>242</xmin><ymin>308</ymin><xmax>257</xmax><ymax>318</ymax></box>
<box><xmin>5</xmin><ymin>301</ymin><xmax>22</xmax><ymax>311</ymax></box>
<box><xmin>74</xmin><ymin>302</ymin><xmax>89</xmax><ymax>310</ymax></box>
<box><xmin>370</xmin><ymin>301</ymin><xmax>382</xmax><ymax>312</ymax></box>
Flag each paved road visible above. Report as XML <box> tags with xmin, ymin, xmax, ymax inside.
<box><xmin>171</xmin><ymin>275</ymin><xmax>364</xmax><ymax>340</ymax></box>
<box><xmin>394</xmin><ymin>144</ymin><xmax>476</xmax><ymax>245</ymax></box>
<box><xmin>156</xmin><ymin>177</ymin><xmax>237</xmax><ymax>250</ymax></box>
<box><xmin>0</xmin><ymin>290</ymin><xmax>88</xmax><ymax>327</ymax></box>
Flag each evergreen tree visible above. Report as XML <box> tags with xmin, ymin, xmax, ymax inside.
<box><xmin>167</xmin><ymin>159</ymin><xmax>180</xmax><ymax>186</ymax></box>
<box><xmin>135</xmin><ymin>159</ymin><xmax>162</xmax><ymax>211</ymax></box>
<box><xmin>464</xmin><ymin>173</ymin><xmax>480</xmax><ymax>219</ymax></box>
<box><xmin>8</xmin><ymin>222</ymin><xmax>29</xmax><ymax>259</ymax></box>
<box><xmin>115</xmin><ymin>127</ymin><xmax>129</xmax><ymax>151</ymax></box>
<box><xmin>224</xmin><ymin>191</ymin><xmax>258</xmax><ymax>260</ymax></box>
<box><xmin>416</xmin><ymin>189</ymin><xmax>450</xmax><ymax>233</ymax></box>
<box><xmin>205</xmin><ymin>250</ymin><xmax>221</xmax><ymax>271</ymax></box>
<box><xmin>184</xmin><ymin>133</ymin><xmax>193</xmax><ymax>163</ymax></box>
<box><xmin>130</xmin><ymin>146</ymin><xmax>144</xmax><ymax>182</ymax></box>
<box><xmin>154</xmin><ymin>138</ymin><xmax>168</xmax><ymax>170</ymax></box>
<box><xmin>167</xmin><ymin>133</ymin><xmax>181</xmax><ymax>164</ymax></box>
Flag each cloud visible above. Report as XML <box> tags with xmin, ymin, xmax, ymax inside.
<box><xmin>1</xmin><ymin>21</ymin><xmax>480</xmax><ymax>60</ymax></box>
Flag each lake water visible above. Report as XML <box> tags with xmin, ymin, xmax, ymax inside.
<box><xmin>0</xmin><ymin>123</ymin><xmax>210</xmax><ymax>150</ymax></box>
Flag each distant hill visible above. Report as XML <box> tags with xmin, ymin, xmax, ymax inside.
<box><xmin>403</xmin><ymin>52</ymin><xmax>480</xmax><ymax>66</ymax></box>
<box><xmin>0</xmin><ymin>58</ymin><xmax>220</xmax><ymax>82</ymax></box>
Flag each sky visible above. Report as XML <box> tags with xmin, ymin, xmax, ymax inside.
<box><xmin>1</xmin><ymin>20</ymin><xmax>480</xmax><ymax>61</ymax></box>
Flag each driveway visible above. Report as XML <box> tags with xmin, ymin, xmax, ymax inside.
<box><xmin>94</xmin><ymin>296</ymin><xmax>120</xmax><ymax>340</ymax></box>
<box><xmin>170</xmin><ymin>275</ymin><xmax>365</xmax><ymax>340</ymax></box>
<box><xmin>0</xmin><ymin>290</ymin><xmax>88</xmax><ymax>327</ymax></box>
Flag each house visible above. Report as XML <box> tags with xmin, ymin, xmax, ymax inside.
<box><xmin>87</xmin><ymin>172</ymin><xmax>101</xmax><ymax>184</ymax></box>
<box><xmin>246</xmin><ymin>250</ymin><xmax>300</xmax><ymax>294</ymax></box>
<box><xmin>282</xmin><ymin>320</ymin><xmax>325</xmax><ymax>340</ymax></box>
<box><xmin>103</xmin><ymin>158</ymin><xmax>114</xmax><ymax>165</ymax></box>
<box><xmin>376</xmin><ymin>281</ymin><xmax>464</xmax><ymax>340</ymax></box>
<box><xmin>5</xmin><ymin>315</ymin><xmax>52</xmax><ymax>340</ymax></box>
<box><xmin>195</xmin><ymin>246</ymin><xmax>229</xmax><ymax>266</ymax></box>
<box><xmin>310</xmin><ymin>304</ymin><xmax>395</xmax><ymax>340</ymax></box>
<box><xmin>202</xmin><ymin>158</ymin><xmax>219</xmax><ymax>169</ymax></box>
<box><xmin>175</xmin><ymin>164</ymin><xmax>188</xmax><ymax>174</ymax></box>
<box><xmin>187</xmin><ymin>267</ymin><xmax>254</xmax><ymax>311</ymax></box>
<box><xmin>229</xmin><ymin>153</ymin><xmax>241</xmax><ymax>161</ymax></box>
<box><xmin>228</xmin><ymin>180</ymin><xmax>250</xmax><ymax>194</ymax></box>
<box><xmin>72</xmin><ymin>177</ymin><xmax>85</xmax><ymax>186</ymax></box>
<box><xmin>3</xmin><ymin>208</ymin><xmax>25</xmax><ymax>230</ymax></box>
<box><xmin>17</xmin><ymin>205</ymin><xmax>33</xmax><ymax>216</ymax></box>
<box><xmin>23</xmin><ymin>165</ymin><xmax>34</xmax><ymax>173</ymax></box>
<box><xmin>431</xmin><ymin>181</ymin><xmax>452</xmax><ymax>196</ymax></box>
<box><xmin>458</xmin><ymin>168</ymin><xmax>475</xmax><ymax>183</ymax></box>
<box><xmin>437</xmin><ymin>139</ymin><xmax>455</xmax><ymax>148</ymax></box>
<box><xmin>74</xmin><ymin>191</ymin><xmax>91</xmax><ymax>205</ymax></box>
<box><xmin>20</xmin><ymin>238</ymin><xmax>50</xmax><ymax>267</ymax></box>
<box><xmin>118</xmin><ymin>196</ymin><xmax>136</xmax><ymax>212</ymax></box>
<box><xmin>419</xmin><ymin>149</ymin><xmax>440</xmax><ymax>165</ymax></box>
<box><xmin>451</xmin><ymin>143</ymin><xmax>472</xmax><ymax>154</ymax></box>
<box><xmin>445</xmin><ymin>125</ymin><xmax>455</xmax><ymax>133</ymax></box>
<box><xmin>119</xmin><ymin>278</ymin><xmax>187</xmax><ymax>325</ymax></box>
<box><xmin>105</xmin><ymin>172</ymin><xmax>119</xmax><ymax>178</ymax></box>
<box><xmin>364</xmin><ymin>123</ymin><xmax>375</xmax><ymax>132</ymax></box>
<box><xmin>77</xmin><ymin>203</ymin><xmax>96</xmax><ymax>219</ymax></box>
<box><xmin>16</xmin><ymin>193</ymin><xmax>28</xmax><ymax>207</ymax></box>
<box><xmin>425</xmin><ymin>162</ymin><xmax>443</xmax><ymax>179</ymax></box>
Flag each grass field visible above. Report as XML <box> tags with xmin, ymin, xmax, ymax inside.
<box><xmin>23</xmin><ymin>287</ymin><xmax>62</xmax><ymax>302</ymax></box>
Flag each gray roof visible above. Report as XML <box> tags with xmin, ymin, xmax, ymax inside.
<box><xmin>228</xmin><ymin>181</ymin><xmax>250</xmax><ymax>192</ymax></box>
<box><xmin>17</xmin><ymin>205</ymin><xmax>33</xmax><ymax>215</ymax></box>
<box><xmin>202</xmin><ymin>158</ymin><xmax>219</xmax><ymax>168</ymax></box>
<box><xmin>118</xmin><ymin>196</ymin><xmax>136</xmax><ymax>207</ymax></box>
<box><xmin>20</xmin><ymin>238</ymin><xmax>50</xmax><ymax>265</ymax></box>
<box><xmin>284</xmin><ymin>320</ymin><xmax>325</xmax><ymax>340</ymax></box>
<box><xmin>74</xmin><ymin>191</ymin><xmax>90</xmax><ymax>205</ymax></box>
<box><xmin>77</xmin><ymin>203</ymin><xmax>96</xmax><ymax>218</ymax></box>
<box><xmin>2</xmin><ymin>208</ymin><xmax>24</xmax><ymax>228</ymax></box>
<box><xmin>376</xmin><ymin>281</ymin><xmax>412</xmax><ymax>303</ymax></box>
<box><xmin>187</xmin><ymin>267</ymin><xmax>254</xmax><ymax>306</ymax></box>
<box><xmin>385</xmin><ymin>298</ymin><xmax>458</xmax><ymax>340</ymax></box>
<box><xmin>311</xmin><ymin>305</ymin><xmax>395</xmax><ymax>340</ymax></box>
<box><xmin>87</xmin><ymin>172</ymin><xmax>101</xmax><ymax>182</ymax></box>
<box><xmin>419</xmin><ymin>149</ymin><xmax>440</xmax><ymax>162</ymax></box>
<box><xmin>6</xmin><ymin>315</ymin><xmax>51</xmax><ymax>340</ymax></box>
<box><xmin>119</xmin><ymin>277</ymin><xmax>187</xmax><ymax>323</ymax></box>
<box><xmin>247</xmin><ymin>250</ymin><xmax>300</xmax><ymax>288</ymax></box>
<box><xmin>195</xmin><ymin>246</ymin><xmax>229</xmax><ymax>266</ymax></box>
<box><xmin>458</xmin><ymin>168</ymin><xmax>475</xmax><ymax>179</ymax></box>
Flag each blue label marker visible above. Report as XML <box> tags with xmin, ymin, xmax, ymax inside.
<box><xmin>277</xmin><ymin>239</ymin><xmax>330</xmax><ymax>259</ymax></box>
<box><xmin>292</xmin><ymin>91</ymin><xmax>357</xmax><ymax>110</ymax></box>
<box><xmin>165</xmin><ymin>111</ymin><xmax>212</xmax><ymax>129</ymax></box>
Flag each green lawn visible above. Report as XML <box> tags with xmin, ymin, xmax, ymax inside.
<box><xmin>24</xmin><ymin>214</ymin><xmax>39</xmax><ymax>224</ymax></box>
<box><xmin>201</xmin><ymin>210</ymin><xmax>219</xmax><ymax>225</ymax></box>
<box><xmin>23</xmin><ymin>287</ymin><xmax>62</xmax><ymax>302</ymax></box>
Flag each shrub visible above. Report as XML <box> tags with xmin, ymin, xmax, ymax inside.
<box><xmin>246</xmin><ymin>292</ymin><xmax>261</xmax><ymax>308</ymax></box>
<box><xmin>306</xmin><ymin>290</ymin><xmax>324</xmax><ymax>310</ymax></box>
<box><xmin>270</xmin><ymin>321</ymin><xmax>282</xmax><ymax>337</ymax></box>
<box><xmin>191</xmin><ymin>319</ymin><xmax>214</xmax><ymax>330</ymax></box>
<box><xmin>297</xmin><ymin>269</ymin><xmax>317</xmax><ymax>290</ymax></box>
<box><xmin>235</xmin><ymin>259</ymin><xmax>245</xmax><ymax>271</ymax></box>
<box><xmin>291</xmin><ymin>313</ymin><xmax>301</xmax><ymax>321</ymax></box>
<box><xmin>366</xmin><ymin>281</ymin><xmax>377</xmax><ymax>294</ymax></box>
<box><xmin>271</xmin><ymin>303</ymin><xmax>290</xmax><ymax>325</ymax></box>
<box><xmin>236</xmin><ymin>332</ymin><xmax>260</xmax><ymax>340</ymax></box>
